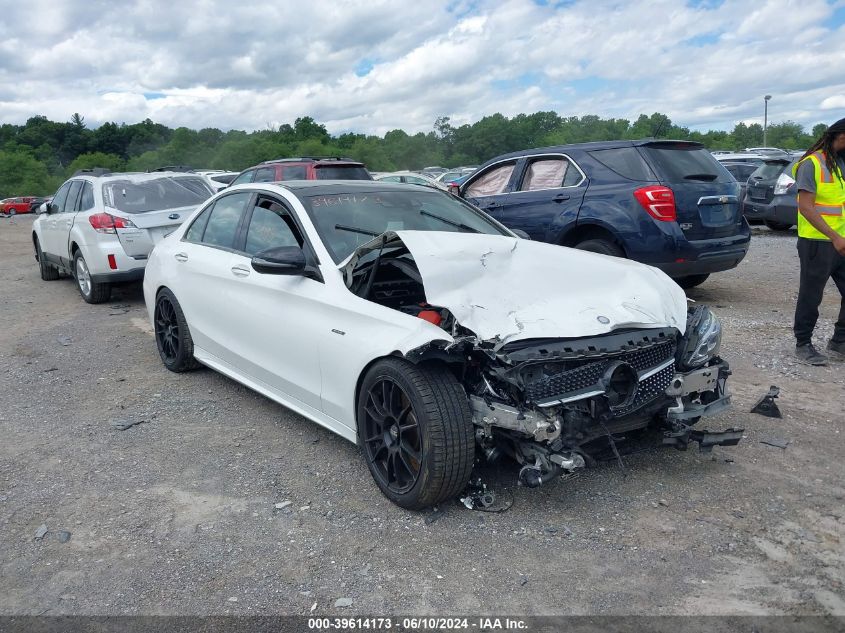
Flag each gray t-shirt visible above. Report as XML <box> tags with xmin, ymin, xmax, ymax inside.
<box><xmin>795</xmin><ymin>154</ymin><xmax>845</xmax><ymax>193</ymax></box>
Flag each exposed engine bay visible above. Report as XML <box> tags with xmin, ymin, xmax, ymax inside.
<box><xmin>345</xmin><ymin>234</ymin><xmax>743</xmax><ymax>486</ymax></box>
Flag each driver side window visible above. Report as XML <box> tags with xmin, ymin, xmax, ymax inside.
<box><xmin>244</xmin><ymin>198</ymin><xmax>303</xmax><ymax>256</ymax></box>
<box><xmin>51</xmin><ymin>182</ymin><xmax>72</xmax><ymax>213</ymax></box>
<box><xmin>465</xmin><ymin>162</ymin><xmax>516</xmax><ymax>198</ymax></box>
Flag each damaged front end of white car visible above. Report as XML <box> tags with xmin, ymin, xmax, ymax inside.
<box><xmin>344</xmin><ymin>231</ymin><xmax>742</xmax><ymax>488</ymax></box>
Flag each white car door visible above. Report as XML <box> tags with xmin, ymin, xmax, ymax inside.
<box><xmin>221</xmin><ymin>195</ymin><xmax>324</xmax><ymax>411</ymax></box>
<box><xmin>169</xmin><ymin>191</ymin><xmax>253</xmax><ymax>362</ymax></box>
<box><xmin>41</xmin><ymin>180</ymin><xmax>79</xmax><ymax>263</ymax></box>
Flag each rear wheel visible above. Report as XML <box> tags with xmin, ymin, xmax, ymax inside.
<box><xmin>764</xmin><ymin>220</ymin><xmax>792</xmax><ymax>231</ymax></box>
<box><xmin>73</xmin><ymin>251</ymin><xmax>111</xmax><ymax>304</ymax></box>
<box><xmin>34</xmin><ymin>237</ymin><xmax>59</xmax><ymax>281</ymax></box>
<box><xmin>675</xmin><ymin>274</ymin><xmax>710</xmax><ymax>289</ymax></box>
<box><xmin>358</xmin><ymin>358</ymin><xmax>474</xmax><ymax>510</ymax></box>
<box><xmin>574</xmin><ymin>238</ymin><xmax>624</xmax><ymax>257</ymax></box>
<box><xmin>154</xmin><ymin>288</ymin><xmax>200</xmax><ymax>372</ymax></box>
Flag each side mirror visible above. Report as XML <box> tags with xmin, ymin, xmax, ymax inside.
<box><xmin>448</xmin><ymin>183</ymin><xmax>462</xmax><ymax>197</ymax></box>
<box><xmin>251</xmin><ymin>246</ymin><xmax>307</xmax><ymax>275</ymax></box>
<box><xmin>36</xmin><ymin>203</ymin><xmax>49</xmax><ymax>215</ymax></box>
<box><xmin>511</xmin><ymin>229</ymin><xmax>531</xmax><ymax>240</ymax></box>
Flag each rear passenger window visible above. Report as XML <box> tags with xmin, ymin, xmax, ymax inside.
<box><xmin>244</xmin><ymin>199</ymin><xmax>303</xmax><ymax>255</ymax></box>
<box><xmin>184</xmin><ymin>207</ymin><xmax>212</xmax><ymax>242</ymax></box>
<box><xmin>79</xmin><ymin>182</ymin><xmax>95</xmax><ymax>211</ymax></box>
<box><xmin>520</xmin><ymin>158</ymin><xmax>571</xmax><ymax>191</ymax></box>
<box><xmin>198</xmin><ymin>192</ymin><xmax>251</xmax><ymax>249</ymax></box>
<box><xmin>589</xmin><ymin>147</ymin><xmax>656</xmax><ymax>181</ymax></box>
<box><xmin>465</xmin><ymin>162</ymin><xmax>516</xmax><ymax>198</ymax></box>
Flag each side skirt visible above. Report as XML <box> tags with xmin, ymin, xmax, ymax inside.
<box><xmin>192</xmin><ymin>346</ymin><xmax>358</xmax><ymax>444</ymax></box>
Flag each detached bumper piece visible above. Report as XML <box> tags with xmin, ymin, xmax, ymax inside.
<box><xmin>663</xmin><ymin>359</ymin><xmax>742</xmax><ymax>453</ymax></box>
<box><xmin>663</xmin><ymin>426</ymin><xmax>744</xmax><ymax>453</ymax></box>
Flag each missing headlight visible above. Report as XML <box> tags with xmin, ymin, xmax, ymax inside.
<box><xmin>677</xmin><ymin>305</ymin><xmax>722</xmax><ymax>370</ymax></box>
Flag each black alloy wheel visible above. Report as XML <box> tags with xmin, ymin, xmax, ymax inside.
<box><xmin>362</xmin><ymin>377</ymin><xmax>422</xmax><ymax>495</ymax></box>
<box><xmin>357</xmin><ymin>358</ymin><xmax>475</xmax><ymax>509</ymax></box>
<box><xmin>154</xmin><ymin>288</ymin><xmax>200</xmax><ymax>372</ymax></box>
<box><xmin>155</xmin><ymin>294</ymin><xmax>181</xmax><ymax>366</ymax></box>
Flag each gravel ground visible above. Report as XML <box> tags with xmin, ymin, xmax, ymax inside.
<box><xmin>1</xmin><ymin>214</ymin><xmax>843</xmax><ymax>617</ymax></box>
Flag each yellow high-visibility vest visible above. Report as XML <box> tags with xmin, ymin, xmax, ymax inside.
<box><xmin>793</xmin><ymin>152</ymin><xmax>845</xmax><ymax>240</ymax></box>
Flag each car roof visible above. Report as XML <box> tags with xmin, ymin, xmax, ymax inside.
<box><xmin>479</xmin><ymin>139</ymin><xmax>704</xmax><ymax>163</ymax></box>
<box><xmin>246</xmin><ymin>180</ymin><xmax>438</xmax><ymax>197</ymax></box>
<box><xmin>376</xmin><ymin>171</ymin><xmax>434</xmax><ymax>178</ymax></box>
<box><xmin>258</xmin><ymin>156</ymin><xmax>364</xmax><ymax>166</ymax></box>
<box><xmin>715</xmin><ymin>153</ymin><xmax>768</xmax><ymax>161</ymax></box>
<box><xmin>72</xmin><ymin>171</ymin><xmax>210</xmax><ymax>183</ymax></box>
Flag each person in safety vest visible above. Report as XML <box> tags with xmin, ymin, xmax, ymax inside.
<box><xmin>793</xmin><ymin>117</ymin><xmax>845</xmax><ymax>365</ymax></box>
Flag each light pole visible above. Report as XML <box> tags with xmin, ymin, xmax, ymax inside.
<box><xmin>763</xmin><ymin>95</ymin><xmax>772</xmax><ymax>146</ymax></box>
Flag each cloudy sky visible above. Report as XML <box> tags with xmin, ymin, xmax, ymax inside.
<box><xmin>1</xmin><ymin>0</ymin><xmax>844</xmax><ymax>136</ymax></box>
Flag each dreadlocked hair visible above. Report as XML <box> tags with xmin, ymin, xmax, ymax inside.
<box><xmin>802</xmin><ymin>129</ymin><xmax>844</xmax><ymax>182</ymax></box>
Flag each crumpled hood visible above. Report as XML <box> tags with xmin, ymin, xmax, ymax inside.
<box><xmin>345</xmin><ymin>231</ymin><xmax>688</xmax><ymax>344</ymax></box>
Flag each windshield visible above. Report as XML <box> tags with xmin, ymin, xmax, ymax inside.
<box><xmin>102</xmin><ymin>177</ymin><xmax>213</xmax><ymax>214</ymax></box>
<box><xmin>315</xmin><ymin>166</ymin><xmax>373</xmax><ymax>180</ymax></box>
<box><xmin>300</xmin><ymin>188</ymin><xmax>511</xmax><ymax>263</ymax></box>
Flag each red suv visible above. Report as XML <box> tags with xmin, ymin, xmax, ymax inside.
<box><xmin>228</xmin><ymin>157</ymin><xmax>372</xmax><ymax>186</ymax></box>
<box><xmin>1</xmin><ymin>196</ymin><xmax>37</xmax><ymax>215</ymax></box>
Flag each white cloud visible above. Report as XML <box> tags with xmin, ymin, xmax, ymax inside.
<box><xmin>0</xmin><ymin>0</ymin><xmax>842</xmax><ymax>136</ymax></box>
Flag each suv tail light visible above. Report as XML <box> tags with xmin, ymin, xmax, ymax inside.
<box><xmin>88</xmin><ymin>213</ymin><xmax>136</xmax><ymax>234</ymax></box>
<box><xmin>633</xmin><ymin>186</ymin><xmax>676</xmax><ymax>222</ymax></box>
<box><xmin>774</xmin><ymin>173</ymin><xmax>796</xmax><ymax>195</ymax></box>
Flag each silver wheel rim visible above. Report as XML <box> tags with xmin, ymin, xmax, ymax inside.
<box><xmin>76</xmin><ymin>257</ymin><xmax>91</xmax><ymax>296</ymax></box>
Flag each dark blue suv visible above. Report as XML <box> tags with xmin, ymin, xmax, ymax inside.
<box><xmin>454</xmin><ymin>140</ymin><xmax>751</xmax><ymax>288</ymax></box>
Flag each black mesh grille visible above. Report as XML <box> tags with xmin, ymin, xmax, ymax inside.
<box><xmin>613</xmin><ymin>363</ymin><xmax>675</xmax><ymax>417</ymax></box>
<box><xmin>524</xmin><ymin>338</ymin><xmax>676</xmax><ymax>414</ymax></box>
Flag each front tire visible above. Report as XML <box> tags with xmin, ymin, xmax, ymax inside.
<box><xmin>154</xmin><ymin>288</ymin><xmax>200</xmax><ymax>372</ymax></box>
<box><xmin>34</xmin><ymin>237</ymin><xmax>59</xmax><ymax>281</ymax></box>
<box><xmin>73</xmin><ymin>251</ymin><xmax>111</xmax><ymax>303</ymax></box>
<box><xmin>357</xmin><ymin>359</ymin><xmax>474</xmax><ymax>510</ymax></box>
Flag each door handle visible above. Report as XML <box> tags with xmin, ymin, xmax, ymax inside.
<box><xmin>553</xmin><ymin>194</ymin><xmax>570</xmax><ymax>203</ymax></box>
<box><xmin>65</xmin><ymin>221</ymin><xmax>73</xmax><ymax>227</ymax></box>
<box><xmin>231</xmin><ymin>264</ymin><xmax>250</xmax><ymax>277</ymax></box>
<box><xmin>174</xmin><ymin>253</ymin><xmax>188</xmax><ymax>262</ymax></box>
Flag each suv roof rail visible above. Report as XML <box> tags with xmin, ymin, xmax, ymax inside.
<box><xmin>260</xmin><ymin>156</ymin><xmax>357</xmax><ymax>164</ymax></box>
<box><xmin>149</xmin><ymin>165</ymin><xmax>196</xmax><ymax>172</ymax></box>
<box><xmin>72</xmin><ymin>168</ymin><xmax>112</xmax><ymax>177</ymax></box>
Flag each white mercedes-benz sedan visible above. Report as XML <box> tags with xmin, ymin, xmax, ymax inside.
<box><xmin>143</xmin><ymin>181</ymin><xmax>741</xmax><ymax>509</ymax></box>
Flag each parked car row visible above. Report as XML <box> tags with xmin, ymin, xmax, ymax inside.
<box><xmin>714</xmin><ymin>152</ymin><xmax>799</xmax><ymax>230</ymax></box>
<box><xmin>30</xmin><ymin>143</ymin><xmax>748</xmax><ymax>509</ymax></box>
<box><xmin>1</xmin><ymin>196</ymin><xmax>48</xmax><ymax>215</ymax></box>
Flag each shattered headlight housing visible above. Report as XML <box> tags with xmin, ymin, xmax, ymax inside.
<box><xmin>677</xmin><ymin>306</ymin><xmax>722</xmax><ymax>370</ymax></box>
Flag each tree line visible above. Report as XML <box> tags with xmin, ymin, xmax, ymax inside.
<box><xmin>0</xmin><ymin>111</ymin><xmax>828</xmax><ymax>197</ymax></box>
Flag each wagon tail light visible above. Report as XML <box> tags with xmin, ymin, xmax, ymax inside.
<box><xmin>88</xmin><ymin>213</ymin><xmax>137</xmax><ymax>234</ymax></box>
<box><xmin>633</xmin><ymin>186</ymin><xmax>676</xmax><ymax>222</ymax></box>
